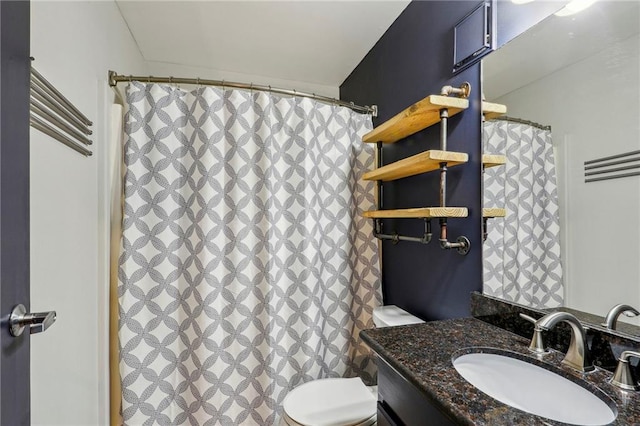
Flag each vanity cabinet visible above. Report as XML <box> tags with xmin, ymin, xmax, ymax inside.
<box><xmin>363</xmin><ymin>317</ymin><xmax>640</xmax><ymax>425</ymax></box>
<box><xmin>376</xmin><ymin>357</ymin><xmax>457</xmax><ymax>426</ymax></box>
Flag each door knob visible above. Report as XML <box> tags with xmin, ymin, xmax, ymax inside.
<box><xmin>9</xmin><ymin>304</ymin><xmax>56</xmax><ymax>337</ymax></box>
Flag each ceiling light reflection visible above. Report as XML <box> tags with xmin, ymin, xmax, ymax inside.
<box><xmin>555</xmin><ymin>0</ymin><xmax>597</xmax><ymax>17</ymax></box>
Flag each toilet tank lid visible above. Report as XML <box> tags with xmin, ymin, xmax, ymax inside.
<box><xmin>373</xmin><ymin>305</ymin><xmax>425</xmax><ymax>327</ymax></box>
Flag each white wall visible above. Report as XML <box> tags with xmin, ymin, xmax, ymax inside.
<box><xmin>495</xmin><ymin>34</ymin><xmax>640</xmax><ymax>323</ymax></box>
<box><xmin>145</xmin><ymin>60</ymin><xmax>339</xmax><ymax>98</ymax></box>
<box><xmin>30</xmin><ymin>2</ymin><xmax>146</xmax><ymax>425</ymax></box>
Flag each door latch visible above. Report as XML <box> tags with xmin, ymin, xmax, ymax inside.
<box><xmin>9</xmin><ymin>304</ymin><xmax>57</xmax><ymax>337</ymax></box>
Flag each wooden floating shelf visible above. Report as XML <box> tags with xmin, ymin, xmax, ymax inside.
<box><xmin>483</xmin><ymin>208</ymin><xmax>506</xmax><ymax>218</ymax></box>
<box><xmin>363</xmin><ymin>207</ymin><xmax>468</xmax><ymax>219</ymax></box>
<box><xmin>482</xmin><ymin>154</ymin><xmax>507</xmax><ymax>168</ymax></box>
<box><xmin>483</xmin><ymin>102</ymin><xmax>507</xmax><ymax>120</ymax></box>
<box><xmin>362</xmin><ymin>95</ymin><xmax>469</xmax><ymax>144</ymax></box>
<box><xmin>364</xmin><ymin>150</ymin><xmax>468</xmax><ymax>181</ymax></box>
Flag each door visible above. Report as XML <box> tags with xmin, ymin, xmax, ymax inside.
<box><xmin>1</xmin><ymin>1</ymin><xmax>31</xmax><ymax>424</ymax></box>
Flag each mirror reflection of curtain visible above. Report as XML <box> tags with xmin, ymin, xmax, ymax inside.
<box><xmin>117</xmin><ymin>82</ymin><xmax>381</xmax><ymax>424</ymax></box>
<box><xmin>483</xmin><ymin>120</ymin><xmax>563</xmax><ymax>308</ymax></box>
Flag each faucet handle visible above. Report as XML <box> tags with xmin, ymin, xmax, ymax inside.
<box><xmin>519</xmin><ymin>313</ymin><xmax>548</xmax><ymax>354</ymax></box>
<box><xmin>611</xmin><ymin>350</ymin><xmax>640</xmax><ymax>391</ymax></box>
<box><xmin>520</xmin><ymin>313</ymin><xmax>538</xmax><ymax>324</ymax></box>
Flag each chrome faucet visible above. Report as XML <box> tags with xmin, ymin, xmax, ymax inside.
<box><xmin>611</xmin><ymin>350</ymin><xmax>640</xmax><ymax>391</ymax></box>
<box><xmin>532</xmin><ymin>311</ymin><xmax>594</xmax><ymax>373</ymax></box>
<box><xmin>602</xmin><ymin>304</ymin><xmax>640</xmax><ymax>330</ymax></box>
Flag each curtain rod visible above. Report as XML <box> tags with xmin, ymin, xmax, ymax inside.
<box><xmin>108</xmin><ymin>71</ymin><xmax>377</xmax><ymax>117</ymax></box>
<box><xmin>490</xmin><ymin>115</ymin><xmax>551</xmax><ymax>131</ymax></box>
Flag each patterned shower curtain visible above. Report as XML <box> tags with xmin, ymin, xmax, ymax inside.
<box><xmin>483</xmin><ymin>120</ymin><xmax>564</xmax><ymax>308</ymax></box>
<box><xmin>118</xmin><ymin>82</ymin><xmax>381</xmax><ymax>425</ymax></box>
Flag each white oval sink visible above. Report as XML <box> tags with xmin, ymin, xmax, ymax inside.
<box><xmin>453</xmin><ymin>352</ymin><xmax>616</xmax><ymax>425</ymax></box>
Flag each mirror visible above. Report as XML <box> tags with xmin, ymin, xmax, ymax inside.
<box><xmin>482</xmin><ymin>1</ymin><xmax>640</xmax><ymax>336</ymax></box>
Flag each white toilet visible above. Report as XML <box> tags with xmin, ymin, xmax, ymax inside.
<box><xmin>280</xmin><ymin>305</ymin><xmax>424</xmax><ymax>426</ymax></box>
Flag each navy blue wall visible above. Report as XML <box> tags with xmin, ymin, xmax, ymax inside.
<box><xmin>0</xmin><ymin>0</ymin><xmax>31</xmax><ymax>423</ymax></box>
<box><xmin>340</xmin><ymin>1</ymin><xmax>560</xmax><ymax>320</ymax></box>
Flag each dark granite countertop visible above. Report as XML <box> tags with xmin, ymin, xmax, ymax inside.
<box><xmin>361</xmin><ymin>317</ymin><xmax>640</xmax><ymax>425</ymax></box>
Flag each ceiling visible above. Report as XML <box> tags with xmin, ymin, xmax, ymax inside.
<box><xmin>115</xmin><ymin>1</ymin><xmax>410</xmax><ymax>88</ymax></box>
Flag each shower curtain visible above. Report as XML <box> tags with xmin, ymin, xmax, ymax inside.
<box><xmin>483</xmin><ymin>120</ymin><xmax>564</xmax><ymax>308</ymax></box>
<box><xmin>117</xmin><ymin>82</ymin><xmax>381</xmax><ymax>425</ymax></box>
